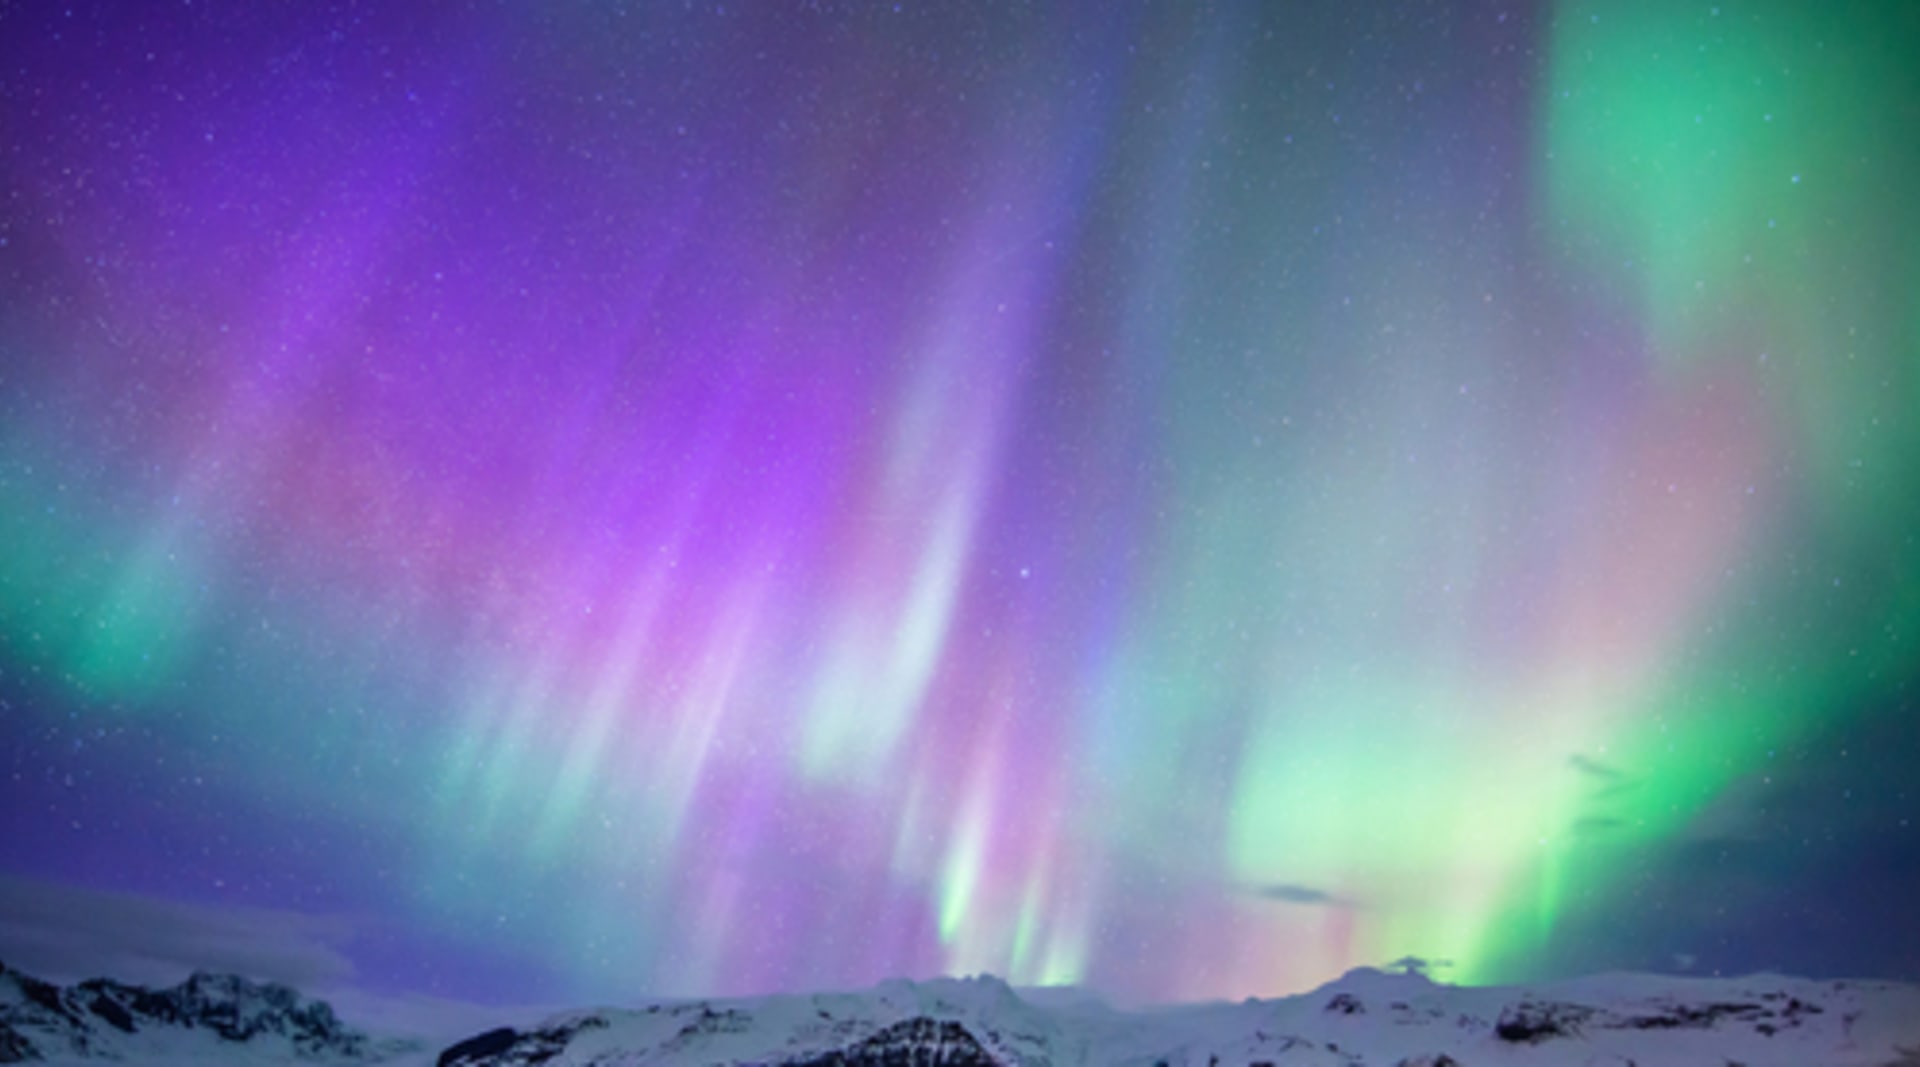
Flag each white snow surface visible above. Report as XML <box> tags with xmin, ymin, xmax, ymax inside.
<box><xmin>9</xmin><ymin>964</ymin><xmax>1920</xmax><ymax>1066</ymax></box>
<box><xmin>421</xmin><ymin>969</ymin><xmax>1920</xmax><ymax>1067</ymax></box>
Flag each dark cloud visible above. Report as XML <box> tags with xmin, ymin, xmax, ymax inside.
<box><xmin>0</xmin><ymin>876</ymin><xmax>358</xmax><ymax>988</ymax></box>
<box><xmin>1384</xmin><ymin>955</ymin><xmax>1452</xmax><ymax>977</ymax></box>
<box><xmin>1568</xmin><ymin>754</ymin><xmax>1626</xmax><ymax>780</ymax></box>
<box><xmin>1252</xmin><ymin>883</ymin><xmax>1347</xmax><ymax>908</ymax></box>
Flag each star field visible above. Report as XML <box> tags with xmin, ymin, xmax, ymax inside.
<box><xmin>1</xmin><ymin>1</ymin><xmax>1917</xmax><ymax>1008</ymax></box>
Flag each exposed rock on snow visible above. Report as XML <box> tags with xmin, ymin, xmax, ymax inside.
<box><xmin>0</xmin><ymin>959</ymin><xmax>413</xmax><ymax>1064</ymax></box>
<box><xmin>437</xmin><ymin>1027</ymin><xmax>520</xmax><ymax>1067</ymax></box>
<box><xmin>436</xmin><ymin>1014</ymin><xmax>609</xmax><ymax>1067</ymax></box>
<box><xmin>783</xmin><ymin>1016</ymin><xmax>1003</xmax><ymax>1066</ymax></box>
<box><xmin>1493</xmin><ymin>1000</ymin><xmax>1591</xmax><ymax>1043</ymax></box>
<box><xmin>1322</xmin><ymin>993</ymin><xmax>1365</xmax><ymax>1016</ymax></box>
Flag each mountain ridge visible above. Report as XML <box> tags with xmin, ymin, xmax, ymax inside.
<box><xmin>0</xmin><ymin>959</ymin><xmax>415</xmax><ymax>1064</ymax></box>
<box><xmin>426</xmin><ymin>966</ymin><xmax>1920</xmax><ymax>1067</ymax></box>
<box><xmin>6</xmin><ymin>960</ymin><xmax>1920</xmax><ymax>1066</ymax></box>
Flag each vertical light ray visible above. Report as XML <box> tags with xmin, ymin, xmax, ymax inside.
<box><xmin>649</xmin><ymin>572</ymin><xmax>767</xmax><ymax>846</ymax></box>
<box><xmin>802</xmin><ymin>472</ymin><xmax>981</xmax><ymax>782</ymax></box>
<box><xmin>529</xmin><ymin>569</ymin><xmax>668</xmax><ymax>862</ymax></box>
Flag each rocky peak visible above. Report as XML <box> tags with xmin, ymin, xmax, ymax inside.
<box><xmin>0</xmin><ymin>961</ymin><xmax>381</xmax><ymax>1063</ymax></box>
<box><xmin>787</xmin><ymin>1016</ymin><xmax>1003</xmax><ymax>1067</ymax></box>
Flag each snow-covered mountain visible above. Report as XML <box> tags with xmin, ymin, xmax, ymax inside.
<box><xmin>0</xmin><ymin>960</ymin><xmax>420</xmax><ymax>1065</ymax></box>
<box><xmin>432</xmin><ymin>967</ymin><xmax>1920</xmax><ymax>1067</ymax></box>
<box><xmin>7</xmin><ymin>959</ymin><xmax>1920</xmax><ymax>1066</ymax></box>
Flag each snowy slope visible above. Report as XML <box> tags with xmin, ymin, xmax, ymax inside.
<box><xmin>435</xmin><ymin>968</ymin><xmax>1920</xmax><ymax>1067</ymax></box>
<box><xmin>7</xmin><ymin>960</ymin><xmax>1919</xmax><ymax>1066</ymax></box>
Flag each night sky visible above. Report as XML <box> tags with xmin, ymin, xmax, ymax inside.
<box><xmin>2</xmin><ymin>0</ymin><xmax>1918</xmax><ymax>1012</ymax></box>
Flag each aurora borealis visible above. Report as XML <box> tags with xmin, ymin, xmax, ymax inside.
<box><xmin>2</xmin><ymin>0</ymin><xmax>1917</xmax><ymax>1010</ymax></box>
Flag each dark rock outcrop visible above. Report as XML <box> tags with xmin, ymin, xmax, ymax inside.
<box><xmin>784</xmin><ymin>1016</ymin><xmax>1003</xmax><ymax>1067</ymax></box>
<box><xmin>0</xmin><ymin>1021</ymin><xmax>38</xmax><ymax>1064</ymax></box>
<box><xmin>437</xmin><ymin>1015</ymin><xmax>607</xmax><ymax>1067</ymax></box>
<box><xmin>1324</xmin><ymin>992</ymin><xmax>1365</xmax><ymax>1015</ymax></box>
<box><xmin>1623</xmin><ymin>1000</ymin><xmax>1766</xmax><ymax>1031</ymax></box>
<box><xmin>437</xmin><ymin>1026</ymin><xmax>521</xmax><ymax>1067</ymax></box>
<box><xmin>1495</xmin><ymin>1000</ymin><xmax>1592</xmax><ymax>1043</ymax></box>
